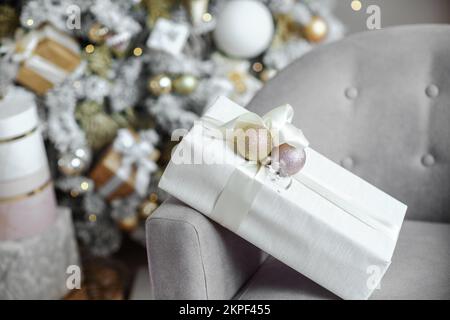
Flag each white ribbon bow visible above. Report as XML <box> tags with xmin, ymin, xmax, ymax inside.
<box><xmin>235</xmin><ymin>104</ymin><xmax>310</xmax><ymax>151</ymax></box>
<box><xmin>203</xmin><ymin>104</ymin><xmax>309</xmax><ymax>163</ymax></box>
<box><xmin>99</xmin><ymin>129</ymin><xmax>158</xmax><ymax>198</ymax></box>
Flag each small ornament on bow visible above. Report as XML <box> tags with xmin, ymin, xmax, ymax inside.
<box><xmin>203</xmin><ymin>104</ymin><xmax>309</xmax><ymax>182</ymax></box>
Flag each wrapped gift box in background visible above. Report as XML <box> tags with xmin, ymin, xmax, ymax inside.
<box><xmin>0</xmin><ymin>86</ymin><xmax>79</xmax><ymax>299</ymax></box>
<box><xmin>14</xmin><ymin>24</ymin><xmax>81</xmax><ymax>95</ymax></box>
<box><xmin>90</xmin><ymin>128</ymin><xmax>161</xmax><ymax>201</ymax></box>
<box><xmin>0</xmin><ymin>86</ymin><xmax>57</xmax><ymax>241</ymax></box>
<box><xmin>159</xmin><ymin>96</ymin><xmax>407</xmax><ymax>300</ymax></box>
<box><xmin>0</xmin><ymin>208</ymin><xmax>79</xmax><ymax>299</ymax></box>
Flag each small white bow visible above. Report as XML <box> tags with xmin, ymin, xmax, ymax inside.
<box><xmin>113</xmin><ymin>129</ymin><xmax>158</xmax><ymax>197</ymax></box>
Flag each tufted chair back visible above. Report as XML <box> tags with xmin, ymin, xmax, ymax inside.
<box><xmin>247</xmin><ymin>25</ymin><xmax>450</xmax><ymax>223</ymax></box>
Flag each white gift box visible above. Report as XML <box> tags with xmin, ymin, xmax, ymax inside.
<box><xmin>146</xmin><ymin>18</ymin><xmax>189</xmax><ymax>56</ymax></box>
<box><xmin>159</xmin><ymin>96</ymin><xmax>407</xmax><ymax>300</ymax></box>
<box><xmin>0</xmin><ymin>86</ymin><xmax>57</xmax><ymax>240</ymax></box>
<box><xmin>0</xmin><ymin>207</ymin><xmax>79</xmax><ymax>299</ymax></box>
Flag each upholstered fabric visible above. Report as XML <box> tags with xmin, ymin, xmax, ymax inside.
<box><xmin>248</xmin><ymin>25</ymin><xmax>450</xmax><ymax>223</ymax></box>
<box><xmin>146</xmin><ymin>197</ymin><xmax>267</xmax><ymax>300</ymax></box>
<box><xmin>235</xmin><ymin>220</ymin><xmax>450</xmax><ymax>300</ymax></box>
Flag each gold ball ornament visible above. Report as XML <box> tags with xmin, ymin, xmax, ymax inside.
<box><xmin>0</xmin><ymin>5</ymin><xmax>19</xmax><ymax>38</ymax></box>
<box><xmin>75</xmin><ymin>101</ymin><xmax>119</xmax><ymax>150</ymax></box>
<box><xmin>88</xmin><ymin>23</ymin><xmax>110</xmax><ymax>43</ymax></box>
<box><xmin>148</xmin><ymin>74</ymin><xmax>172</xmax><ymax>96</ymax></box>
<box><xmin>173</xmin><ymin>74</ymin><xmax>199</xmax><ymax>95</ymax></box>
<box><xmin>233</xmin><ymin>126</ymin><xmax>272</xmax><ymax>161</ymax></box>
<box><xmin>259</xmin><ymin>68</ymin><xmax>277</xmax><ymax>82</ymax></box>
<box><xmin>303</xmin><ymin>16</ymin><xmax>328</xmax><ymax>43</ymax></box>
<box><xmin>138</xmin><ymin>199</ymin><xmax>158</xmax><ymax>219</ymax></box>
<box><xmin>118</xmin><ymin>215</ymin><xmax>139</xmax><ymax>232</ymax></box>
<box><xmin>85</xmin><ymin>45</ymin><xmax>112</xmax><ymax>78</ymax></box>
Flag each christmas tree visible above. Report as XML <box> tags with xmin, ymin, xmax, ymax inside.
<box><xmin>0</xmin><ymin>0</ymin><xmax>345</xmax><ymax>297</ymax></box>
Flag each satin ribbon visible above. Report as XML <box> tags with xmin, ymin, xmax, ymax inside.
<box><xmin>202</xmin><ymin>105</ymin><xmax>397</xmax><ymax>239</ymax></box>
<box><xmin>202</xmin><ymin>104</ymin><xmax>309</xmax><ymax>153</ymax></box>
<box><xmin>13</xmin><ymin>25</ymin><xmax>80</xmax><ymax>85</ymax></box>
<box><xmin>98</xmin><ymin>129</ymin><xmax>158</xmax><ymax>198</ymax></box>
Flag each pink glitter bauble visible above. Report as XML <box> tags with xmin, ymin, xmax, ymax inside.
<box><xmin>271</xmin><ymin>144</ymin><xmax>306</xmax><ymax>177</ymax></box>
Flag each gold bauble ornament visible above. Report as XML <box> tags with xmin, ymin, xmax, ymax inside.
<box><xmin>88</xmin><ymin>23</ymin><xmax>110</xmax><ymax>43</ymax></box>
<box><xmin>138</xmin><ymin>195</ymin><xmax>159</xmax><ymax>219</ymax></box>
<box><xmin>173</xmin><ymin>74</ymin><xmax>199</xmax><ymax>95</ymax></box>
<box><xmin>118</xmin><ymin>215</ymin><xmax>139</xmax><ymax>232</ymax></box>
<box><xmin>85</xmin><ymin>44</ymin><xmax>112</xmax><ymax>78</ymax></box>
<box><xmin>111</xmin><ymin>107</ymin><xmax>155</xmax><ymax>130</ymax></box>
<box><xmin>183</xmin><ymin>0</ymin><xmax>210</xmax><ymax>26</ymax></box>
<box><xmin>148</xmin><ymin>74</ymin><xmax>172</xmax><ymax>96</ymax></box>
<box><xmin>303</xmin><ymin>16</ymin><xmax>328</xmax><ymax>43</ymax></box>
<box><xmin>273</xmin><ymin>14</ymin><xmax>301</xmax><ymax>46</ymax></box>
<box><xmin>233</xmin><ymin>126</ymin><xmax>272</xmax><ymax>161</ymax></box>
<box><xmin>259</xmin><ymin>68</ymin><xmax>277</xmax><ymax>82</ymax></box>
<box><xmin>143</xmin><ymin>0</ymin><xmax>176</xmax><ymax>26</ymax></box>
<box><xmin>0</xmin><ymin>5</ymin><xmax>18</xmax><ymax>38</ymax></box>
<box><xmin>75</xmin><ymin>101</ymin><xmax>119</xmax><ymax>150</ymax></box>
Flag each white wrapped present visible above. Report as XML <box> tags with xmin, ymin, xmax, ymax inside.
<box><xmin>0</xmin><ymin>86</ymin><xmax>57</xmax><ymax>241</ymax></box>
<box><xmin>159</xmin><ymin>96</ymin><xmax>407</xmax><ymax>300</ymax></box>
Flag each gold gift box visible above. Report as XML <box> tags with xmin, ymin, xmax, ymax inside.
<box><xmin>90</xmin><ymin>133</ymin><xmax>160</xmax><ymax>201</ymax></box>
<box><xmin>15</xmin><ymin>25</ymin><xmax>81</xmax><ymax>95</ymax></box>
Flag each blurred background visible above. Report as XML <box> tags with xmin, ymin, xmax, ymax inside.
<box><xmin>335</xmin><ymin>0</ymin><xmax>450</xmax><ymax>34</ymax></box>
<box><xmin>0</xmin><ymin>0</ymin><xmax>449</xmax><ymax>300</ymax></box>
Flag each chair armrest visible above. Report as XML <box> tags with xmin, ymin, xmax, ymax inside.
<box><xmin>146</xmin><ymin>197</ymin><xmax>267</xmax><ymax>300</ymax></box>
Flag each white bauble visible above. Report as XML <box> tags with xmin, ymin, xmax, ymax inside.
<box><xmin>213</xmin><ymin>0</ymin><xmax>274</xmax><ymax>59</ymax></box>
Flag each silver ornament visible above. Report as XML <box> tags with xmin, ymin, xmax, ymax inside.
<box><xmin>173</xmin><ymin>74</ymin><xmax>199</xmax><ymax>95</ymax></box>
<box><xmin>73</xmin><ymin>146</ymin><xmax>92</xmax><ymax>166</ymax></box>
<box><xmin>57</xmin><ymin>152</ymin><xmax>88</xmax><ymax>176</ymax></box>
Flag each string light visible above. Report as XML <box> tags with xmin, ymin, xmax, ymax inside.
<box><xmin>133</xmin><ymin>47</ymin><xmax>143</xmax><ymax>57</ymax></box>
<box><xmin>85</xmin><ymin>44</ymin><xmax>95</xmax><ymax>54</ymax></box>
<box><xmin>80</xmin><ymin>181</ymin><xmax>90</xmax><ymax>191</ymax></box>
<box><xmin>252</xmin><ymin>62</ymin><xmax>263</xmax><ymax>73</ymax></box>
<box><xmin>351</xmin><ymin>0</ymin><xmax>362</xmax><ymax>11</ymax></box>
<box><xmin>202</xmin><ymin>13</ymin><xmax>212</xmax><ymax>22</ymax></box>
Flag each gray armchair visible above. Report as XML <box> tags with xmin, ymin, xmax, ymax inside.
<box><xmin>146</xmin><ymin>25</ymin><xmax>450</xmax><ymax>300</ymax></box>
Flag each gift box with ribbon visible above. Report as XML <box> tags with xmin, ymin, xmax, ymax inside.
<box><xmin>14</xmin><ymin>24</ymin><xmax>81</xmax><ymax>95</ymax></box>
<box><xmin>159</xmin><ymin>96</ymin><xmax>407</xmax><ymax>300</ymax></box>
<box><xmin>0</xmin><ymin>207</ymin><xmax>79</xmax><ymax>299</ymax></box>
<box><xmin>0</xmin><ymin>86</ymin><xmax>57</xmax><ymax>240</ymax></box>
<box><xmin>90</xmin><ymin>129</ymin><xmax>160</xmax><ymax>201</ymax></box>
